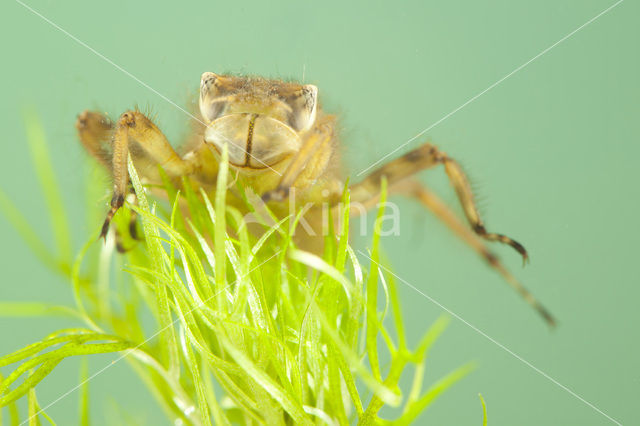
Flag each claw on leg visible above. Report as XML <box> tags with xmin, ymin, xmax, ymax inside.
<box><xmin>348</xmin><ymin>143</ymin><xmax>554</xmax><ymax>326</ymax></box>
<box><xmin>441</xmin><ymin>155</ymin><xmax>529</xmax><ymax>264</ymax></box>
<box><xmin>473</xmin><ymin>224</ymin><xmax>529</xmax><ymax>266</ymax></box>
<box><xmin>405</xmin><ymin>179</ymin><xmax>555</xmax><ymax>327</ymax></box>
<box><xmin>100</xmin><ymin>193</ymin><xmax>124</xmax><ymax>240</ymax></box>
<box><xmin>77</xmin><ymin>108</ymin><xmax>191</xmax><ymax>246</ymax></box>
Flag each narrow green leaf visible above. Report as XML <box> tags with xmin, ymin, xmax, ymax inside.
<box><xmin>28</xmin><ymin>387</ymin><xmax>42</xmax><ymax>426</ymax></box>
<box><xmin>365</xmin><ymin>178</ymin><xmax>388</xmax><ymax>381</ymax></box>
<box><xmin>396</xmin><ymin>362</ymin><xmax>476</xmax><ymax>425</ymax></box>
<box><xmin>179</xmin><ymin>330</ymin><xmax>212</xmax><ymax>426</ymax></box>
<box><xmin>79</xmin><ymin>357</ymin><xmax>90</xmax><ymax>426</ymax></box>
<box><xmin>0</xmin><ymin>302</ymin><xmax>81</xmax><ymax>319</ymax></box>
<box><xmin>0</xmin><ymin>189</ymin><xmax>60</xmax><ymax>273</ymax></box>
<box><xmin>214</xmin><ymin>144</ymin><xmax>229</xmax><ymax>310</ymax></box>
<box><xmin>479</xmin><ymin>393</ymin><xmax>488</xmax><ymax>426</ymax></box>
<box><xmin>23</xmin><ymin>109</ymin><xmax>72</xmax><ymax>265</ymax></box>
<box><xmin>127</xmin><ymin>155</ymin><xmax>179</xmax><ymax>376</ymax></box>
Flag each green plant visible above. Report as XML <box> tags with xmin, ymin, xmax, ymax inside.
<box><xmin>0</xmin><ymin>113</ymin><xmax>472</xmax><ymax>425</ymax></box>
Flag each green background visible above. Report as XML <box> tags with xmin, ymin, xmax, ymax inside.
<box><xmin>1</xmin><ymin>0</ymin><xmax>638</xmax><ymax>424</ymax></box>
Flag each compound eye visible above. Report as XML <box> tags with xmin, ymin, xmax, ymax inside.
<box><xmin>199</xmin><ymin>72</ymin><xmax>227</xmax><ymax>122</ymax></box>
<box><xmin>285</xmin><ymin>84</ymin><xmax>318</xmax><ymax>132</ymax></box>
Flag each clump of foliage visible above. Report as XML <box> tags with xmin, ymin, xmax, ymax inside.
<box><xmin>0</xmin><ymin>114</ymin><xmax>472</xmax><ymax>425</ymax></box>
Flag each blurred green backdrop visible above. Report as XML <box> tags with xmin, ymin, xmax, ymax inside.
<box><xmin>1</xmin><ymin>0</ymin><xmax>638</xmax><ymax>424</ymax></box>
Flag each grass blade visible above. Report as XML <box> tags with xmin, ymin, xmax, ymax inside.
<box><xmin>23</xmin><ymin>109</ymin><xmax>72</xmax><ymax>265</ymax></box>
<box><xmin>79</xmin><ymin>357</ymin><xmax>90</xmax><ymax>426</ymax></box>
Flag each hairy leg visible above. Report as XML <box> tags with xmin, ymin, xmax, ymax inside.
<box><xmin>398</xmin><ymin>179</ymin><xmax>554</xmax><ymax>326</ymax></box>
<box><xmin>350</xmin><ymin>143</ymin><xmax>528</xmax><ymax>262</ymax></box>
<box><xmin>75</xmin><ymin>110</ymin><xmax>113</xmax><ymax>169</ymax></box>
<box><xmin>79</xmin><ymin>110</ymin><xmax>194</xmax><ymax>238</ymax></box>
